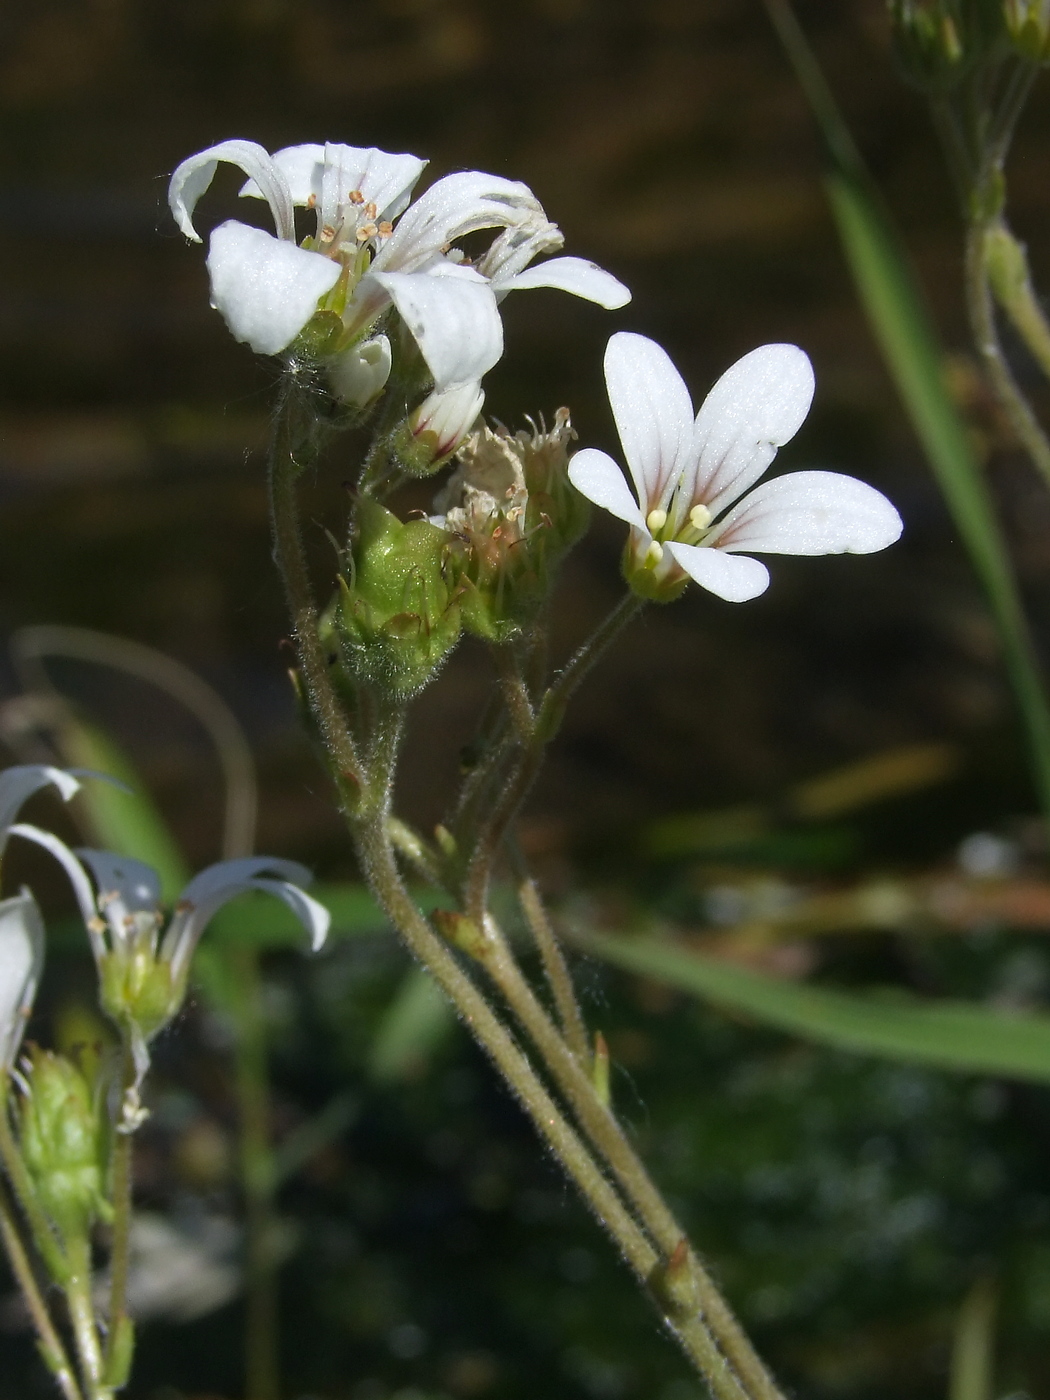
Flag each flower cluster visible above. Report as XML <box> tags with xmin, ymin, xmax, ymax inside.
<box><xmin>0</xmin><ymin>765</ymin><xmax>328</xmax><ymax>1125</ymax></box>
<box><xmin>170</xmin><ymin>134</ymin><xmax>903</xmax><ymax>690</ymax></box>
<box><xmin>168</xmin><ymin>139</ymin><xmax>629</xmax><ymax>412</ymax></box>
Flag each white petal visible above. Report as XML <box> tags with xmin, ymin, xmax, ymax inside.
<box><xmin>250</xmin><ymin>878</ymin><xmax>331</xmax><ymax>953</ymax></box>
<box><xmin>371</xmin><ymin>264</ymin><xmax>503</xmax><ymax>390</ymax></box>
<box><xmin>604</xmin><ymin>332</ymin><xmax>695</xmax><ymax>511</ymax></box>
<box><xmin>169</xmin><ymin>139</ymin><xmax>295</xmax><ymax>243</ymax></box>
<box><xmin>705</xmin><ymin>470</ymin><xmax>904</xmax><ymax>556</ymax></box>
<box><xmin>0</xmin><ymin>765</ymin><xmax>80</xmax><ymax>853</ymax></box>
<box><xmin>7</xmin><ymin>825</ymin><xmax>102</xmax><ymax>958</ymax></box>
<box><xmin>75</xmin><ymin>849</ymin><xmax>162</xmax><ymax>913</ymax></box>
<box><xmin>477</xmin><ymin>216</ymin><xmax>564</xmax><ymax>283</ymax></box>
<box><xmin>206</xmin><ymin>221</ymin><xmax>341</xmax><ymax>356</ymax></box>
<box><xmin>665</xmin><ymin>543</ymin><xmax>771</xmax><ymax>602</ymax></box>
<box><xmin>374</xmin><ymin>170</ymin><xmax>543</xmax><ymax>275</ymax></box>
<box><xmin>0</xmin><ymin>891</ymin><xmax>44</xmax><ymax>1071</ymax></box>
<box><xmin>328</xmin><ymin>335</ymin><xmax>392</xmax><ymax>407</ymax></box>
<box><xmin>162</xmin><ymin>857</ymin><xmax>322</xmax><ymax>982</ymax></box>
<box><xmin>567</xmin><ymin>448</ymin><xmax>646</xmax><ymax>529</ymax></box>
<box><xmin>245</xmin><ymin>144</ymin><xmax>426</xmax><ymax>222</ymax></box>
<box><xmin>496</xmin><ymin>256</ymin><xmax>631</xmax><ymax>309</ymax></box>
<box><xmin>693</xmin><ymin>343</ymin><xmax>815</xmax><ymax>517</ymax></box>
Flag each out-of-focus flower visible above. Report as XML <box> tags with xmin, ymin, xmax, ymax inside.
<box><xmin>0</xmin><ymin>893</ymin><xmax>43</xmax><ymax>1075</ymax></box>
<box><xmin>168</xmin><ymin>140</ymin><xmax>629</xmax><ymax>394</ymax></box>
<box><xmin>568</xmin><ymin>332</ymin><xmax>903</xmax><ymax>603</ymax></box>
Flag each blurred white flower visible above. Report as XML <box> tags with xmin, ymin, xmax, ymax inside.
<box><xmin>568</xmin><ymin>333</ymin><xmax>903</xmax><ymax>602</ymax></box>
<box><xmin>169</xmin><ymin>140</ymin><xmax>629</xmax><ymax>391</ymax></box>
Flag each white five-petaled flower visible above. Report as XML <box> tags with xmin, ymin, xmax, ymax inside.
<box><xmin>568</xmin><ymin>333</ymin><xmax>903</xmax><ymax>602</ymax></box>
<box><xmin>168</xmin><ymin>139</ymin><xmax>630</xmax><ymax>395</ymax></box>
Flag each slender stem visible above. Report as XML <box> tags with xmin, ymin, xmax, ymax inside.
<box><xmin>492</xmin><ymin>645</ymin><xmax>536</xmax><ymax>742</ymax></box>
<box><xmin>965</xmin><ymin>217</ymin><xmax>1050</xmax><ymax>490</ymax></box>
<box><xmin>462</xmin><ymin>594</ymin><xmax>644</xmax><ymax>925</ymax></box>
<box><xmin>480</xmin><ymin>925</ymin><xmax>784</xmax><ymax>1400</ymax></box>
<box><xmin>0</xmin><ymin>1098</ymin><xmax>68</xmax><ymax>1285</ymax></box>
<box><xmin>513</xmin><ymin>867</ymin><xmax>590</xmax><ymax>1064</ymax></box>
<box><xmin>230</xmin><ymin>947</ymin><xmax>280</xmax><ymax>1400</ymax></box>
<box><xmin>0</xmin><ymin>1184</ymin><xmax>82</xmax><ymax>1400</ymax></box>
<box><xmin>269</xmin><ymin>388</ymin><xmax>361</xmax><ymax>794</ymax></box>
<box><xmin>983</xmin><ymin>220</ymin><xmax>1050</xmax><ymax>384</ymax></box>
<box><xmin>66</xmin><ymin>1237</ymin><xmax>108</xmax><ymax>1400</ymax></box>
<box><xmin>387</xmin><ymin>816</ymin><xmax>443</xmax><ymax>886</ymax></box>
<box><xmin>353</xmin><ymin>812</ymin><xmax>749</xmax><ymax>1400</ymax></box>
<box><xmin>103</xmin><ymin>1042</ymin><xmax>135</xmax><ymax>1384</ymax></box>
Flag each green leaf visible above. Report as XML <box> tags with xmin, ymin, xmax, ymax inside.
<box><xmin>581</xmin><ymin>930</ymin><xmax>1050</xmax><ymax>1084</ymax></box>
<box><xmin>765</xmin><ymin>0</ymin><xmax>1050</xmax><ymax>825</ymax></box>
<box><xmin>367</xmin><ymin>966</ymin><xmax>457</xmax><ymax>1083</ymax></box>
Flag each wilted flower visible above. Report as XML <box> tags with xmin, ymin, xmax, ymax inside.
<box><xmin>168</xmin><ymin>140</ymin><xmax>629</xmax><ymax>396</ymax></box>
<box><xmin>7</xmin><ymin>832</ymin><xmax>329</xmax><ymax>1119</ymax></box>
<box><xmin>568</xmin><ymin>333</ymin><xmax>902</xmax><ymax>603</ymax></box>
<box><xmin>434</xmin><ymin>410</ymin><xmax>582</xmax><ymax>640</ymax></box>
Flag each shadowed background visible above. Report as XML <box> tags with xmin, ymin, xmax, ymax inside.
<box><xmin>4</xmin><ymin>2</ymin><xmax>1050</xmax><ymax>1398</ymax></box>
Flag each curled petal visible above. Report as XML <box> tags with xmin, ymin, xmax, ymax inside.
<box><xmin>75</xmin><ymin>850</ymin><xmax>163</xmax><ymax>914</ymax></box>
<box><xmin>665</xmin><ymin>543</ymin><xmax>771</xmax><ymax>602</ymax></box>
<box><xmin>242</xmin><ymin>143</ymin><xmax>427</xmax><ymax>228</ymax></box>
<box><xmin>567</xmin><ymin>448</ymin><xmax>647</xmax><ymax>530</ymax></box>
<box><xmin>206</xmin><ymin>221</ymin><xmax>341</xmax><ymax>356</ymax></box>
<box><xmin>374</xmin><ymin>170</ymin><xmax>543</xmax><ymax>275</ymax></box>
<box><xmin>0</xmin><ymin>765</ymin><xmax>80</xmax><ymax>854</ymax></box>
<box><xmin>495</xmin><ymin>256</ymin><xmax>631</xmax><ymax>309</ymax></box>
<box><xmin>250</xmin><ymin>879</ymin><xmax>331</xmax><ymax>953</ymax></box>
<box><xmin>328</xmin><ymin>335</ymin><xmax>392</xmax><ymax>407</ymax></box>
<box><xmin>0</xmin><ymin>891</ymin><xmax>44</xmax><ymax>1072</ymax></box>
<box><xmin>169</xmin><ymin>139</ymin><xmax>295</xmax><ymax>243</ymax></box>
<box><xmin>477</xmin><ymin>217</ymin><xmax>564</xmax><ymax>284</ymax></box>
<box><xmin>162</xmin><ymin>856</ymin><xmax>320</xmax><ymax>981</ymax></box>
<box><xmin>371</xmin><ymin>264</ymin><xmax>503</xmax><ymax>390</ymax></box>
<box><xmin>693</xmin><ymin>344</ymin><xmax>815</xmax><ymax>518</ymax></box>
<box><xmin>6</xmin><ymin>824</ymin><xmax>103</xmax><ymax>961</ymax></box>
<box><xmin>705</xmin><ymin>470</ymin><xmax>904</xmax><ymax>556</ymax></box>
<box><xmin>604</xmin><ymin>333</ymin><xmax>695</xmax><ymax>512</ymax></box>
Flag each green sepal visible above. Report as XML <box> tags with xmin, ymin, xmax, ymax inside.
<box><xmin>18</xmin><ymin>1048</ymin><xmax>109</xmax><ymax>1242</ymax></box>
<box><xmin>337</xmin><ymin>499</ymin><xmax>461</xmax><ymax>697</ymax></box>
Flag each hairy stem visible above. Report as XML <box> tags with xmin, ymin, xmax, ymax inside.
<box><xmin>513</xmin><ymin>869</ymin><xmax>590</xmax><ymax>1064</ymax></box>
<box><xmin>103</xmin><ymin>1043</ymin><xmax>135</xmax><ymax>1379</ymax></box>
<box><xmin>66</xmin><ymin>1237</ymin><xmax>108</xmax><ymax>1400</ymax></box>
<box><xmin>481</xmin><ymin>923</ymin><xmax>784</xmax><ymax>1400</ymax></box>
<box><xmin>0</xmin><ymin>1184</ymin><xmax>82</xmax><ymax>1400</ymax></box>
<box><xmin>230</xmin><ymin>947</ymin><xmax>281</xmax><ymax>1400</ymax></box>
<box><xmin>965</xmin><ymin>219</ymin><xmax>1050</xmax><ymax>490</ymax></box>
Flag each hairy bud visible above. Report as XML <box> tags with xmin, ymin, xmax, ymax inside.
<box><xmin>17</xmin><ymin>1047</ymin><xmax>109</xmax><ymax>1240</ymax></box>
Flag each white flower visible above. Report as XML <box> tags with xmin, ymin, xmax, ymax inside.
<box><xmin>568</xmin><ymin>333</ymin><xmax>903</xmax><ymax>602</ymax></box>
<box><xmin>168</xmin><ymin>140</ymin><xmax>630</xmax><ymax>391</ymax></box>
<box><xmin>400</xmin><ymin>381</ymin><xmax>486</xmax><ymax>473</ymax></box>
<box><xmin>0</xmin><ymin>892</ymin><xmax>44</xmax><ymax>1073</ymax></box>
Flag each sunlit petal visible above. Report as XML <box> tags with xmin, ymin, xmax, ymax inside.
<box><xmin>372</xmin><ymin>264</ymin><xmax>503</xmax><ymax>390</ymax></box>
<box><xmin>665</xmin><ymin>543</ymin><xmax>771</xmax><ymax>602</ymax></box>
<box><xmin>373</xmin><ymin>170</ymin><xmax>543</xmax><ymax>275</ymax></box>
<box><xmin>169</xmin><ymin>139</ymin><xmax>295</xmax><ymax>243</ymax></box>
<box><xmin>206</xmin><ymin>221</ymin><xmax>341</xmax><ymax>356</ymax></box>
<box><xmin>496</xmin><ymin>256</ymin><xmax>630</xmax><ymax>309</ymax></box>
<box><xmin>567</xmin><ymin>448</ymin><xmax>647</xmax><ymax>530</ymax></box>
<box><xmin>693</xmin><ymin>343</ymin><xmax>815</xmax><ymax>517</ymax></box>
<box><xmin>705</xmin><ymin>470</ymin><xmax>904</xmax><ymax>555</ymax></box>
<box><xmin>604</xmin><ymin>332</ymin><xmax>695</xmax><ymax>510</ymax></box>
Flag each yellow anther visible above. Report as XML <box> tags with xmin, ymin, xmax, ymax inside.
<box><xmin>645</xmin><ymin>539</ymin><xmax>664</xmax><ymax>567</ymax></box>
<box><xmin>646</xmin><ymin>508</ymin><xmax>667</xmax><ymax>533</ymax></box>
<box><xmin>377</xmin><ymin>220</ymin><xmax>393</xmax><ymax>237</ymax></box>
<box><xmin>348</xmin><ymin>189</ymin><xmax>365</xmax><ymax>204</ymax></box>
<box><xmin>356</xmin><ymin>223</ymin><xmax>378</xmax><ymax>243</ymax></box>
<box><xmin>321</xmin><ymin>224</ymin><xmax>337</xmax><ymax>242</ymax></box>
<box><xmin>306</xmin><ymin>192</ymin><xmax>317</xmax><ymax>209</ymax></box>
<box><xmin>689</xmin><ymin>502</ymin><xmax>712</xmax><ymax>530</ymax></box>
<box><xmin>364</xmin><ymin>202</ymin><xmax>377</xmax><ymax>220</ymax></box>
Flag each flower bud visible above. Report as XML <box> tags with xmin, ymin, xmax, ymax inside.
<box><xmin>338</xmin><ymin>499</ymin><xmax>462</xmax><ymax>696</ymax></box>
<box><xmin>887</xmin><ymin>0</ymin><xmax>1002</xmax><ymax>87</ymax></box>
<box><xmin>1003</xmin><ymin>0</ymin><xmax>1050</xmax><ymax>58</ymax></box>
<box><xmin>434</xmin><ymin>412</ymin><xmax>583</xmax><ymax>642</ymax></box>
<box><xmin>17</xmin><ymin>1047</ymin><xmax>109</xmax><ymax>1241</ymax></box>
<box><xmin>327</xmin><ymin>334</ymin><xmax>392</xmax><ymax>408</ymax></box>
<box><xmin>394</xmin><ymin>383</ymin><xmax>485</xmax><ymax>476</ymax></box>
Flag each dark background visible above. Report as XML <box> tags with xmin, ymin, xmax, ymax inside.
<box><xmin>4</xmin><ymin>3</ymin><xmax>1050</xmax><ymax>1398</ymax></box>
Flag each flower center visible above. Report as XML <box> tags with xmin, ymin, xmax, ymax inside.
<box><xmin>644</xmin><ymin>498</ymin><xmax>713</xmax><ymax>550</ymax></box>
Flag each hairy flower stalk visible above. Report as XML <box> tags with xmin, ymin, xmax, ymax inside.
<box><xmin>167</xmin><ymin>124</ymin><xmax>909</xmax><ymax>1400</ymax></box>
